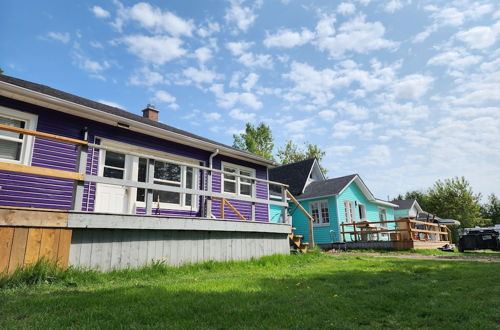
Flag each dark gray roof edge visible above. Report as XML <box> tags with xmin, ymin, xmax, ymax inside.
<box><xmin>0</xmin><ymin>74</ymin><xmax>275</xmax><ymax>165</ymax></box>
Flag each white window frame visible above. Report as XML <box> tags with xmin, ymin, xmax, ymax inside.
<box><xmin>0</xmin><ymin>107</ymin><xmax>38</xmax><ymax>165</ymax></box>
<box><xmin>309</xmin><ymin>200</ymin><xmax>330</xmax><ymax>226</ymax></box>
<box><xmin>221</xmin><ymin>162</ymin><xmax>256</xmax><ymax>197</ymax></box>
<box><xmin>344</xmin><ymin>200</ymin><xmax>355</xmax><ymax>223</ymax></box>
<box><xmin>378</xmin><ymin>207</ymin><xmax>388</xmax><ymax>226</ymax></box>
<box><xmin>97</xmin><ymin>138</ymin><xmax>199</xmax><ymax>212</ymax></box>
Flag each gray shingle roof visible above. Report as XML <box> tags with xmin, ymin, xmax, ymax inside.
<box><xmin>268</xmin><ymin>158</ymin><xmax>316</xmax><ymax>195</ymax></box>
<box><xmin>0</xmin><ymin>74</ymin><xmax>274</xmax><ymax>165</ymax></box>
<box><xmin>298</xmin><ymin>174</ymin><xmax>357</xmax><ymax>200</ymax></box>
<box><xmin>391</xmin><ymin>199</ymin><xmax>416</xmax><ymax>210</ymax></box>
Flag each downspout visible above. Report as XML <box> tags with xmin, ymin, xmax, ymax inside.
<box><xmin>206</xmin><ymin>149</ymin><xmax>219</xmax><ymax>218</ymax></box>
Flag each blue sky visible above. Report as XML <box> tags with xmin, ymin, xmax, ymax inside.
<box><xmin>1</xmin><ymin>0</ymin><xmax>499</xmax><ymax>200</ymax></box>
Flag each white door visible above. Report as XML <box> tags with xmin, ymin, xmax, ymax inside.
<box><xmin>94</xmin><ymin>150</ymin><xmax>129</xmax><ymax>213</ymax></box>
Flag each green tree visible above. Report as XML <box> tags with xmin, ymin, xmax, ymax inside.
<box><xmin>276</xmin><ymin>140</ymin><xmax>327</xmax><ymax>174</ymax></box>
<box><xmin>0</xmin><ymin>68</ymin><xmax>3</xmax><ymax>74</ymax></box>
<box><xmin>395</xmin><ymin>190</ymin><xmax>432</xmax><ymax>211</ymax></box>
<box><xmin>481</xmin><ymin>193</ymin><xmax>500</xmax><ymax>225</ymax></box>
<box><xmin>232</xmin><ymin>122</ymin><xmax>275</xmax><ymax>161</ymax></box>
<box><xmin>426</xmin><ymin>177</ymin><xmax>488</xmax><ymax>228</ymax></box>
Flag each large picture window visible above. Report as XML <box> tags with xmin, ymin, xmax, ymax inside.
<box><xmin>310</xmin><ymin>200</ymin><xmax>330</xmax><ymax>225</ymax></box>
<box><xmin>0</xmin><ymin>107</ymin><xmax>37</xmax><ymax>164</ymax></box>
<box><xmin>136</xmin><ymin>158</ymin><xmax>198</xmax><ymax>209</ymax></box>
<box><xmin>222</xmin><ymin>162</ymin><xmax>255</xmax><ymax>197</ymax></box>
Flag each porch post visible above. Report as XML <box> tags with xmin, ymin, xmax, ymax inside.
<box><xmin>251</xmin><ymin>179</ymin><xmax>256</xmax><ymax>221</ymax></box>
<box><xmin>145</xmin><ymin>159</ymin><xmax>154</xmax><ymax>215</ymax></box>
<box><xmin>71</xmin><ymin>144</ymin><xmax>88</xmax><ymax>211</ymax></box>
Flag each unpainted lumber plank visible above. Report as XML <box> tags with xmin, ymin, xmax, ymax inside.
<box><xmin>24</xmin><ymin>228</ymin><xmax>43</xmax><ymax>266</ymax></box>
<box><xmin>39</xmin><ymin>228</ymin><xmax>57</xmax><ymax>261</ymax></box>
<box><xmin>56</xmin><ymin>229</ymin><xmax>72</xmax><ymax>269</ymax></box>
<box><xmin>162</xmin><ymin>230</ymin><xmax>173</xmax><ymax>266</ymax></box>
<box><xmin>110</xmin><ymin>230</ymin><xmax>123</xmax><ymax>269</ymax></box>
<box><xmin>0</xmin><ymin>227</ymin><xmax>15</xmax><ymax>273</ymax></box>
<box><xmin>0</xmin><ymin>209</ymin><xmax>68</xmax><ymax>228</ymax></box>
<box><xmin>8</xmin><ymin>228</ymin><xmax>29</xmax><ymax>273</ymax></box>
<box><xmin>68</xmin><ymin>229</ymin><xmax>82</xmax><ymax>267</ymax></box>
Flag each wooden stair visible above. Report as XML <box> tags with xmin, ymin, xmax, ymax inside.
<box><xmin>289</xmin><ymin>227</ymin><xmax>309</xmax><ymax>253</ymax></box>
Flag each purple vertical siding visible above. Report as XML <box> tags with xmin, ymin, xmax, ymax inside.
<box><xmin>0</xmin><ymin>96</ymin><xmax>270</xmax><ymax>220</ymax></box>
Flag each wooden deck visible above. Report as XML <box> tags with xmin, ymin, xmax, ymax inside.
<box><xmin>336</xmin><ymin>218</ymin><xmax>452</xmax><ymax>250</ymax></box>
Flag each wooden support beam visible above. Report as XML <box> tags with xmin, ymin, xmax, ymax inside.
<box><xmin>224</xmin><ymin>199</ymin><xmax>247</xmax><ymax>221</ymax></box>
<box><xmin>286</xmin><ymin>190</ymin><xmax>314</xmax><ymax>248</ymax></box>
<box><xmin>0</xmin><ymin>161</ymin><xmax>83</xmax><ymax>181</ymax></box>
<box><xmin>0</xmin><ymin>123</ymin><xmax>88</xmax><ymax>145</ymax></box>
<box><xmin>221</xmin><ymin>198</ymin><xmax>225</xmax><ymax>219</ymax></box>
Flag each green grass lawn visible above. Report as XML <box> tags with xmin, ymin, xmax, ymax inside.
<box><xmin>1</xmin><ymin>252</ymin><xmax>499</xmax><ymax>329</ymax></box>
<box><xmin>343</xmin><ymin>249</ymin><xmax>500</xmax><ymax>258</ymax></box>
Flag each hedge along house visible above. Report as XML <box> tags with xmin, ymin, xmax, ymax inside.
<box><xmin>269</xmin><ymin>159</ymin><xmax>399</xmax><ymax>249</ymax></box>
<box><xmin>0</xmin><ymin>75</ymin><xmax>291</xmax><ymax>273</ymax></box>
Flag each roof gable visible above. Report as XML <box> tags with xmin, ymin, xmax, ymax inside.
<box><xmin>268</xmin><ymin>158</ymin><xmax>316</xmax><ymax>195</ymax></box>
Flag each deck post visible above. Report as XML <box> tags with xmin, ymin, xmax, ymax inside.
<box><xmin>352</xmin><ymin>222</ymin><xmax>357</xmax><ymax>242</ymax></box>
<box><xmin>71</xmin><ymin>145</ymin><xmax>88</xmax><ymax>211</ymax></box>
<box><xmin>145</xmin><ymin>159</ymin><xmax>155</xmax><ymax>215</ymax></box>
<box><xmin>407</xmin><ymin>218</ymin><xmax>413</xmax><ymax>241</ymax></box>
<box><xmin>341</xmin><ymin>223</ymin><xmax>346</xmax><ymax>242</ymax></box>
<box><xmin>251</xmin><ymin>179</ymin><xmax>256</xmax><ymax>221</ymax></box>
<box><xmin>206</xmin><ymin>169</ymin><xmax>212</xmax><ymax>218</ymax></box>
<box><xmin>221</xmin><ymin>198</ymin><xmax>225</xmax><ymax>219</ymax></box>
<box><xmin>281</xmin><ymin>187</ymin><xmax>288</xmax><ymax>224</ymax></box>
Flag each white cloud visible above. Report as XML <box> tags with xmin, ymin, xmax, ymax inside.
<box><xmin>203</xmin><ymin>112</ymin><xmax>222</xmax><ymax>121</ymax></box>
<box><xmin>183</xmin><ymin>67</ymin><xmax>218</xmax><ymax>85</ymax></box>
<box><xmin>98</xmin><ymin>100</ymin><xmax>124</xmax><ymax>109</ymax></box>
<box><xmin>241</xmin><ymin>73</ymin><xmax>259</xmax><ymax>90</ymax></box>
<box><xmin>285</xmin><ymin>118</ymin><xmax>314</xmax><ymax>133</ymax></box>
<box><xmin>154</xmin><ymin>90</ymin><xmax>179</xmax><ymax>109</ymax></box>
<box><xmin>375</xmin><ymin>101</ymin><xmax>428</xmax><ymax>126</ymax></box>
<box><xmin>332</xmin><ymin>120</ymin><xmax>359</xmax><ymax>138</ymax></box>
<box><xmin>335</xmin><ymin>101</ymin><xmax>369</xmax><ymax>120</ymax></box>
<box><xmin>393</xmin><ymin>74</ymin><xmax>434</xmax><ymax>100</ymax></box>
<box><xmin>427</xmin><ymin>49</ymin><xmax>482</xmax><ymax>71</ymax></box>
<box><xmin>361</xmin><ymin>145</ymin><xmax>391</xmax><ymax>166</ymax></box>
<box><xmin>90</xmin><ymin>41</ymin><xmax>103</xmax><ymax>48</ymax></box>
<box><xmin>229</xmin><ymin>108</ymin><xmax>257</xmax><ymax>121</ymax></box>
<box><xmin>122</xmin><ymin>35</ymin><xmax>186</xmax><ymax>65</ymax></box>
<box><xmin>314</xmin><ymin>14</ymin><xmax>398</xmax><ymax>58</ymax></box>
<box><xmin>46</xmin><ymin>32</ymin><xmax>70</xmax><ymax>44</ymax></box>
<box><xmin>318</xmin><ymin>109</ymin><xmax>336</xmax><ymax>121</ymax></box>
<box><xmin>92</xmin><ymin>6</ymin><xmax>110</xmax><ymax>18</ymax></box>
<box><xmin>121</xmin><ymin>2</ymin><xmax>194</xmax><ymax>36</ymax></box>
<box><xmin>129</xmin><ymin>67</ymin><xmax>165</xmax><ymax>86</ymax></box>
<box><xmin>337</xmin><ymin>2</ymin><xmax>356</xmax><ymax>15</ymax></box>
<box><xmin>194</xmin><ymin>47</ymin><xmax>212</xmax><ymax>64</ymax></box>
<box><xmin>456</xmin><ymin>25</ymin><xmax>498</xmax><ymax>49</ymax></box>
<box><xmin>226</xmin><ymin>41</ymin><xmax>273</xmax><ymax>69</ymax></box>
<box><xmin>326</xmin><ymin>145</ymin><xmax>355</xmax><ymax>155</ymax></box>
<box><xmin>210</xmin><ymin>84</ymin><xmax>262</xmax><ymax>109</ymax></box>
<box><xmin>225</xmin><ymin>0</ymin><xmax>261</xmax><ymax>32</ymax></box>
<box><xmin>383</xmin><ymin>0</ymin><xmax>403</xmax><ymax>13</ymax></box>
<box><xmin>263</xmin><ymin>28</ymin><xmax>315</xmax><ymax>48</ymax></box>
<box><xmin>197</xmin><ymin>21</ymin><xmax>220</xmax><ymax>38</ymax></box>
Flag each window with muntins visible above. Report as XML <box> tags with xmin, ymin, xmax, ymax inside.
<box><xmin>310</xmin><ymin>200</ymin><xmax>330</xmax><ymax>225</ymax></box>
<box><xmin>136</xmin><ymin>158</ymin><xmax>198</xmax><ymax>209</ymax></box>
<box><xmin>0</xmin><ymin>108</ymin><xmax>37</xmax><ymax>164</ymax></box>
<box><xmin>222</xmin><ymin>163</ymin><xmax>255</xmax><ymax>197</ymax></box>
<box><xmin>344</xmin><ymin>200</ymin><xmax>355</xmax><ymax>223</ymax></box>
<box><xmin>379</xmin><ymin>208</ymin><xmax>387</xmax><ymax>222</ymax></box>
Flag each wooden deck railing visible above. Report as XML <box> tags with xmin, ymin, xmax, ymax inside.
<box><xmin>340</xmin><ymin>218</ymin><xmax>451</xmax><ymax>242</ymax></box>
<box><xmin>0</xmin><ymin>124</ymin><xmax>290</xmax><ymax>224</ymax></box>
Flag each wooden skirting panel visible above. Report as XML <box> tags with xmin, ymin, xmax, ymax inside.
<box><xmin>0</xmin><ymin>227</ymin><xmax>72</xmax><ymax>274</ymax></box>
<box><xmin>69</xmin><ymin>229</ymin><xmax>290</xmax><ymax>271</ymax></box>
<box><xmin>0</xmin><ymin>208</ymin><xmax>68</xmax><ymax>228</ymax></box>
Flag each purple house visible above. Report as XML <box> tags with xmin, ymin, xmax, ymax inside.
<box><xmin>0</xmin><ymin>75</ymin><xmax>290</xmax><ymax>272</ymax></box>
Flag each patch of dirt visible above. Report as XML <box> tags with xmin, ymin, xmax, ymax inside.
<box><xmin>327</xmin><ymin>251</ymin><xmax>500</xmax><ymax>262</ymax></box>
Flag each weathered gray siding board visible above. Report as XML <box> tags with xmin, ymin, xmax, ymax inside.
<box><xmin>69</xmin><ymin>229</ymin><xmax>289</xmax><ymax>270</ymax></box>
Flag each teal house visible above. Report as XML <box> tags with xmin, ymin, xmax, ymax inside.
<box><xmin>269</xmin><ymin>159</ymin><xmax>398</xmax><ymax>248</ymax></box>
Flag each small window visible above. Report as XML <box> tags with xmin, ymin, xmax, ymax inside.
<box><xmin>379</xmin><ymin>208</ymin><xmax>387</xmax><ymax>222</ymax></box>
<box><xmin>310</xmin><ymin>200</ymin><xmax>330</xmax><ymax>225</ymax></box>
<box><xmin>221</xmin><ymin>162</ymin><xmax>255</xmax><ymax>197</ymax></box>
<box><xmin>358</xmin><ymin>203</ymin><xmax>366</xmax><ymax>220</ymax></box>
<box><xmin>0</xmin><ymin>108</ymin><xmax>37</xmax><ymax>165</ymax></box>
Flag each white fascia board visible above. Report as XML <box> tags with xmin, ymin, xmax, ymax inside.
<box><xmin>0</xmin><ymin>81</ymin><xmax>275</xmax><ymax>167</ymax></box>
<box><xmin>374</xmin><ymin>200</ymin><xmax>399</xmax><ymax>208</ymax></box>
